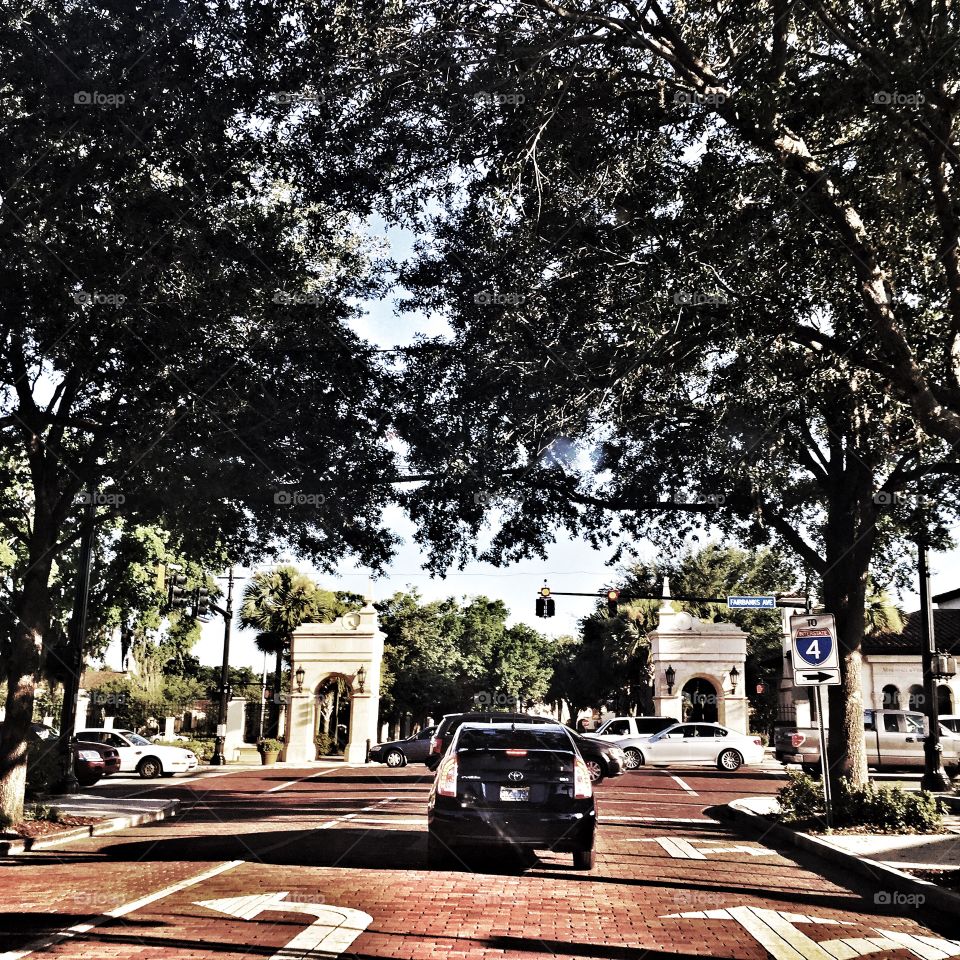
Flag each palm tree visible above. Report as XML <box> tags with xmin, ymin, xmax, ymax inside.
<box><xmin>864</xmin><ymin>589</ymin><xmax>906</xmax><ymax>637</ymax></box>
<box><xmin>239</xmin><ymin>567</ymin><xmax>326</xmax><ymax>738</ymax></box>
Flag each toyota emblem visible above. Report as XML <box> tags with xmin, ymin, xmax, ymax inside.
<box><xmin>508</xmin><ymin>770</ymin><xmax>524</xmax><ymax>782</ymax></box>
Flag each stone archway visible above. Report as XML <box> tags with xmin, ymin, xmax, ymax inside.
<box><xmin>682</xmin><ymin>677</ymin><xmax>720</xmax><ymax>723</ymax></box>
<box><xmin>315</xmin><ymin>674</ymin><xmax>352</xmax><ymax>756</ymax></box>
<box><xmin>283</xmin><ymin>601</ymin><xmax>384</xmax><ymax>765</ymax></box>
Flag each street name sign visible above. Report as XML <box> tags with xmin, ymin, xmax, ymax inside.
<box><xmin>727</xmin><ymin>596</ymin><xmax>777</xmax><ymax>609</ymax></box>
<box><xmin>790</xmin><ymin>613</ymin><xmax>840</xmax><ymax>686</ymax></box>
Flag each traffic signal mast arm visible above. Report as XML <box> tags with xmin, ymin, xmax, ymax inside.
<box><xmin>541</xmin><ymin>591</ymin><xmax>803</xmax><ymax>606</ymax></box>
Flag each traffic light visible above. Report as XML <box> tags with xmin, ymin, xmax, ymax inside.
<box><xmin>192</xmin><ymin>585</ymin><xmax>213</xmax><ymax>620</ymax></box>
<box><xmin>606</xmin><ymin>588</ymin><xmax>620</xmax><ymax>617</ymax></box>
<box><xmin>166</xmin><ymin>573</ymin><xmax>190</xmax><ymax>611</ymax></box>
<box><xmin>536</xmin><ymin>585</ymin><xmax>555</xmax><ymax>618</ymax></box>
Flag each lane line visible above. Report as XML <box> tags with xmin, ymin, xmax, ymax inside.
<box><xmin>600</xmin><ymin>815</ymin><xmax>712</xmax><ymax>823</ymax></box>
<box><xmin>671</xmin><ymin>775</ymin><xmax>698</xmax><ymax>796</ymax></box>
<box><xmin>266</xmin><ymin>766</ymin><xmax>354</xmax><ymax>794</ymax></box>
<box><xmin>0</xmin><ymin>859</ymin><xmax>244</xmax><ymax>960</ymax></box>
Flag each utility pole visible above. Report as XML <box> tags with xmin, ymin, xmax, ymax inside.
<box><xmin>209</xmin><ymin>568</ymin><xmax>235</xmax><ymax>767</ymax></box>
<box><xmin>917</xmin><ymin>539</ymin><xmax>950</xmax><ymax>791</ymax></box>
<box><xmin>57</xmin><ymin>491</ymin><xmax>97</xmax><ymax>793</ymax></box>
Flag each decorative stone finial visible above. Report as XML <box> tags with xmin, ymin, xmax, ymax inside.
<box><xmin>659</xmin><ymin>576</ymin><xmax>675</xmax><ymax>614</ymax></box>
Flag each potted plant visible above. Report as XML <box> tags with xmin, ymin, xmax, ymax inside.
<box><xmin>258</xmin><ymin>738</ymin><xmax>283</xmax><ymax>765</ymax></box>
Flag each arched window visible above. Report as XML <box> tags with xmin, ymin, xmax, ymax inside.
<box><xmin>937</xmin><ymin>685</ymin><xmax>954</xmax><ymax>716</ymax></box>
<box><xmin>882</xmin><ymin>684</ymin><xmax>900</xmax><ymax>709</ymax></box>
<box><xmin>908</xmin><ymin>685</ymin><xmax>926</xmax><ymax>712</ymax></box>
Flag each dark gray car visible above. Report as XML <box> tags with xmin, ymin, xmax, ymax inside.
<box><xmin>368</xmin><ymin>726</ymin><xmax>437</xmax><ymax>767</ymax></box>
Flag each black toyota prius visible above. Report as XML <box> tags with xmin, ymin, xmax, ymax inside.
<box><xmin>427</xmin><ymin>722</ymin><xmax>597</xmax><ymax>870</ymax></box>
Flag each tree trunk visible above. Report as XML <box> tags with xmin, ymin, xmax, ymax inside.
<box><xmin>0</xmin><ymin>532</ymin><xmax>55</xmax><ymax>823</ymax></box>
<box><xmin>822</xmin><ymin>508</ymin><xmax>874</xmax><ymax>792</ymax></box>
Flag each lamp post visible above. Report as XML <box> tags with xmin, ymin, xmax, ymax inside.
<box><xmin>917</xmin><ymin>539</ymin><xmax>951</xmax><ymax>790</ymax></box>
<box><xmin>209</xmin><ymin>568</ymin><xmax>235</xmax><ymax>767</ymax></box>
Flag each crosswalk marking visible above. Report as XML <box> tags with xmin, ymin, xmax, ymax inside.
<box><xmin>629</xmin><ymin>836</ymin><xmax>778</xmax><ymax>859</ymax></box>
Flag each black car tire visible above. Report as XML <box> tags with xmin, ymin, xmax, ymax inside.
<box><xmin>77</xmin><ymin>771</ymin><xmax>101</xmax><ymax>787</ymax></box>
<box><xmin>623</xmin><ymin>747</ymin><xmax>644</xmax><ymax>770</ymax></box>
<box><xmin>573</xmin><ymin>847</ymin><xmax>595</xmax><ymax>870</ymax></box>
<box><xmin>717</xmin><ymin>749</ymin><xmax>743</xmax><ymax>771</ymax></box>
<box><xmin>427</xmin><ymin>832</ymin><xmax>454</xmax><ymax>868</ymax></box>
<box><xmin>385</xmin><ymin>748</ymin><xmax>406</xmax><ymax>768</ymax></box>
<box><xmin>584</xmin><ymin>758</ymin><xmax>604</xmax><ymax>784</ymax></box>
<box><xmin>137</xmin><ymin>756</ymin><xmax>163</xmax><ymax>779</ymax></box>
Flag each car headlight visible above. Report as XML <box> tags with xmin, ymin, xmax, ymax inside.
<box><xmin>610</xmin><ymin>747</ymin><xmax>625</xmax><ymax>760</ymax></box>
<box><xmin>78</xmin><ymin>750</ymin><xmax>101</xmax><ymax>761</ymax></box>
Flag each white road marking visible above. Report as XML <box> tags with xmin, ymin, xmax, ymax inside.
<box><xmin>663</xmin><ymin>906</ymin><xmax>960</xmax><ymax>960</ymax></box>
<box><xmin>600</xmin><ymin>815</ymin><xmax>711</xmax><ymax>823</ymax></box>
<box><xmin>266</xmin><ymin>766</ymin><xmax>354</xmax><ymax>794</ymax></box>
<box><xmin>0</xmin><ymin>859</ymin><xmax>244</xmax><ymax>960</ymax></box>
<box><xmin>196</xmin><ymin>892</ymin><xmax>372</xmax><ymax>960</ymax></box>
<box><xmin>671</xmin><ymin>774</ymin><xmax>698</xmax><ymax>795</ymax></box>
<box><xmin>628</xmin><ymin>837</ymin><xmax>777</xmax><ymax>858</ymax></box>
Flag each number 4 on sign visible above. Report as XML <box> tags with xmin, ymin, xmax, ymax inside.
<box><xmin>196</xmin><ymin>892</ymin><xmax>372</xmax><ymax>959</ymax></box>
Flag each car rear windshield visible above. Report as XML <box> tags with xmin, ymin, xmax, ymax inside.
<box><xmin>457</xmin><ymin>728</ymin><xmax>572</xmax><ymax>752</ymax></box>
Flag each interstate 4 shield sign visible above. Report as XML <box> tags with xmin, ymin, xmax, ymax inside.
<box><xmin>789</xmin><ymin>613</ymin><xmax>841</xmax><ymax>686</ymax></box>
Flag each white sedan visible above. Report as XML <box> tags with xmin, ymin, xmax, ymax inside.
<box><xmin>76</xmin><ymin>728</ymin><xmax>198</xmax><ymax>778</ymax></box>
<box><xmin>617</xmin><ymin>722</ymin><xmax>764</xmax><ymax>771</ymax></box>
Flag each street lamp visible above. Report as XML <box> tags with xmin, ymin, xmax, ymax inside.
<box><xmin>729</xmin><ymin>665</ymin><xmax>740</xmax><ymax>693</ymax></box>
<box><xmin>665</xmin><ymin>665</ymin><xmax>676</xmax><ymax>695</ymax></box>
<box><xmin>295</xmin><ymin>665</ymin><xmax>305</xmax><ymax>693</ymax></box>
<box><xmin>356</xmin><ymin>665</ymin><xmax>366</xmax><ymax>694</ymax></box>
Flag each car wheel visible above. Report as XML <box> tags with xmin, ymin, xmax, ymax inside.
<box><xmin>623</xmin><ymin>747</ymin><xmax>644</xmax><ymax>770</ymax></box>
<box><xmin>137</xmin><ymin>757</ymin><xmax>163</xmax><ymax>779</ymax></box>
<box><xmin>77</xmin><ymin>772</ymin><xmax>101</xmax><ymax>787</ymax></box>
<box><xmin>585</xmin><ymin>758</ymin><xmax>604</xmax><ymax>784</ymax></box>
<box><xmin>385</xmin><ymin>749</ymin><xmax>406</xmax><ymax>768</ymax></box>
<box><xmin>717</xmin><ymin>749</ymin><xmax>743</xmax><ymax>771</ymax></box>
<box><xmin>573</xmin><ymin>847</ymin><xmax>595</xmax><ymax>870</ymax></box>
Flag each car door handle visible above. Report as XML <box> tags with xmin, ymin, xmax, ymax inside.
<box><xmin>905</xmin><ymin>737</ymin><xmax>915</xmax><ymax>742</ymax></box>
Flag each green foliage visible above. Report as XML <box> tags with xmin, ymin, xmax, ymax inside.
<box><xmin>314</xmin><ymin>732</ymin><xmax>339</xmax><ymax>756</ymax></box>
<box><xmin>25</xmin><ymin>740</ymin><xmax>61</xmax><ymax>798</ymax></box>
<box><xmin>778</xmin><ymin>772</ymin><xmax>943</xmax><ymax>833</ymax></box>
<box><xmin>155</xmin><ymin>738</ymin><xmax>214</xmax><ymax>762</ymax></box>
<box><xmin>258</xmin><ymin>738</ymin><xmax>283</xmax><ymax>754</ymax></box>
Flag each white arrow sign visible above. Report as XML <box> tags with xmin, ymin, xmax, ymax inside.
<box><xmin>196</xmin><ymin>892</ymin><xmax>372</xmax><ymax>959</ymax></box>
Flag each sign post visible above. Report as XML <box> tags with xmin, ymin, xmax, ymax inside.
<box><xmin>790</xmin><ymin>613</ymin><xmax>841</xmax><ymax>827</ymax></box>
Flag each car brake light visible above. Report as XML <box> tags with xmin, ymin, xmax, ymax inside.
<box><xmin>436</xmin><ymin>755</ymin><xmax>458</xmax><ymax>797</ymax></box>
<box><xmin>753</xmin><ymin>738</ymin><xmax>762</xmax><ymax>746</ymax></box>
<box><xmin>790</xmin><ymin>734</ymin><xmax>805</xmax><ymax>748</ymax></box>
<box><xmin>429</xmin><ymin>736</ymin><xmax>443</xmax><ymax>756</ymax></box>
<box><xmin>574</xmin><ymin>757</ymin><xmax>593</xmax><ymax>799</ymax></box>
<box><xmin>505</xmin><ymin>749</ymin><xmax>527</xmax><ymax>756</ymax></box>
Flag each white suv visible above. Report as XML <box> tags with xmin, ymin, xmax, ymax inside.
<box><xmin>76</xmin><ymin>729</ymin><xmax>198</xmax><ymax>778</ymax></box>
<box><xmin>586</xmin><ymin>716</ymin><xmax>675</xmax><ymax>741</ymax></box>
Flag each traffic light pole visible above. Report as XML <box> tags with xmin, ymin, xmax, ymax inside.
<box><xmin>57</xmin><ymin>491</ymin><xmax>97</xmax><ymax>794</ymax></box>
<box><xmin>209</xmin><ymin>568</ymin><xmax>235</xmax><ymax>767</ymax></box>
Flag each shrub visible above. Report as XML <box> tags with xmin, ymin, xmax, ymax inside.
<box><xmin>258</xmin><ymin>738</ymin><xmax>283</xmax><ymax>753</ymax></box>
<box><xmin>154</xmin><ymin>738</ymin><xmax>215</xmax><ymax>762</ymax></box>
<box><xmin>314</xmin><ymin>732</ymin><xmax>340</xmax><ymax>757</ymax></box>
<box><xmin>26</xmin><ymin>740</ymin><xmax>61</xmax><ymax>798</ymax></box>
<box><xmin>778</xmin><ymin>773</ymin><xmax>943</xmax><ymax>833</ymax></box>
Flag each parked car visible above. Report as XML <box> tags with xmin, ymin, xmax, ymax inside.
<box><xmin>586</xmin><ymin>716</ymin><xmax>676</xmax><ymax>741</ymax></box>
<box><xmin>150</xmin><ymin>733</ymin><xmax>188</xmax><ymax>743</ymax></box>
<box><xmin>76</xmin><ymin>739</ymin><xmax>122</xmax><ymax>777</ymax></box>
<box><xmin>774</xmin><ymin>709</ymin><xmax>960</xmax><ymax>773</ymax></box>
<box><xmin>619</xmin><ymin>722</ymin><xmax>764</xmax><ymax>771</ymax></box>
<box><xmin>426</xmin><ymin>712</ymin><xmax>556</xmax><ymax>770</ymax></box>
<box><xmin>569</xmin><ymin>730</ymin><xmax>626</xmax><ymax>784</ymax></box>
<box><xmin>75</xmin><ymin>728</ymin><xmax>198</xmax><ymax>778</ymax></box>
<box><xmin>28</xmin><ymin>723</ymin><xmax>113</xmax><ymax>787</ymax></box>
<box><xmin>939</xmin><ymin>714</ymin><xmax>960</xmax><ymax>736</ymax></box>
<box><xmin>369</xmin><ymin>726</ymin><xmax>437</xmax><ymax>767</ymax></box>
<box><xmin>427</xmin><ymin>722</ymin><xmax>597</xmax><ymax>869</ymax></box>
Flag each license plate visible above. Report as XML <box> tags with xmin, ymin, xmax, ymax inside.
<box><xmin>499</xmin><ymin>786</ymin><xmax>529</xmax><ymax>802</ymax></box>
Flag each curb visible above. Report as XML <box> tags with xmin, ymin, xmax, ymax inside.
<box><xmin>714</xmin><ymin>799</ymin><xmax>960</xmax><ymax>921</ymax></box>
<box><xmin>0</xmin><ymin>799</ymin><xmax>179</xmax><ymax>855</ymax></box>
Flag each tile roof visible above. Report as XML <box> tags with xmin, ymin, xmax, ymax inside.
<box><xmin>863</xmin><ymin>609</ymin><xmax>960</xmax><ymax>655</ymax></box>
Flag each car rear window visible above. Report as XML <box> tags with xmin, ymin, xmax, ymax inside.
<box><xmin>457</xmin><ymin>728</ymin><xmax>572</xmax><ymax>752</ymax></box>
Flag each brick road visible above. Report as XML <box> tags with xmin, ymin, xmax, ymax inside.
<box><xmin>1</xmin><ymin>762</ymin><xmax>957</xmax><ymax>959</ymax></box>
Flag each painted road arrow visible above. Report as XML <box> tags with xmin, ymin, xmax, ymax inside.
<box><xmin>195</xmin><ymin>892</ymin><xmax>372</xmax><ymax>959</ymax></box>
